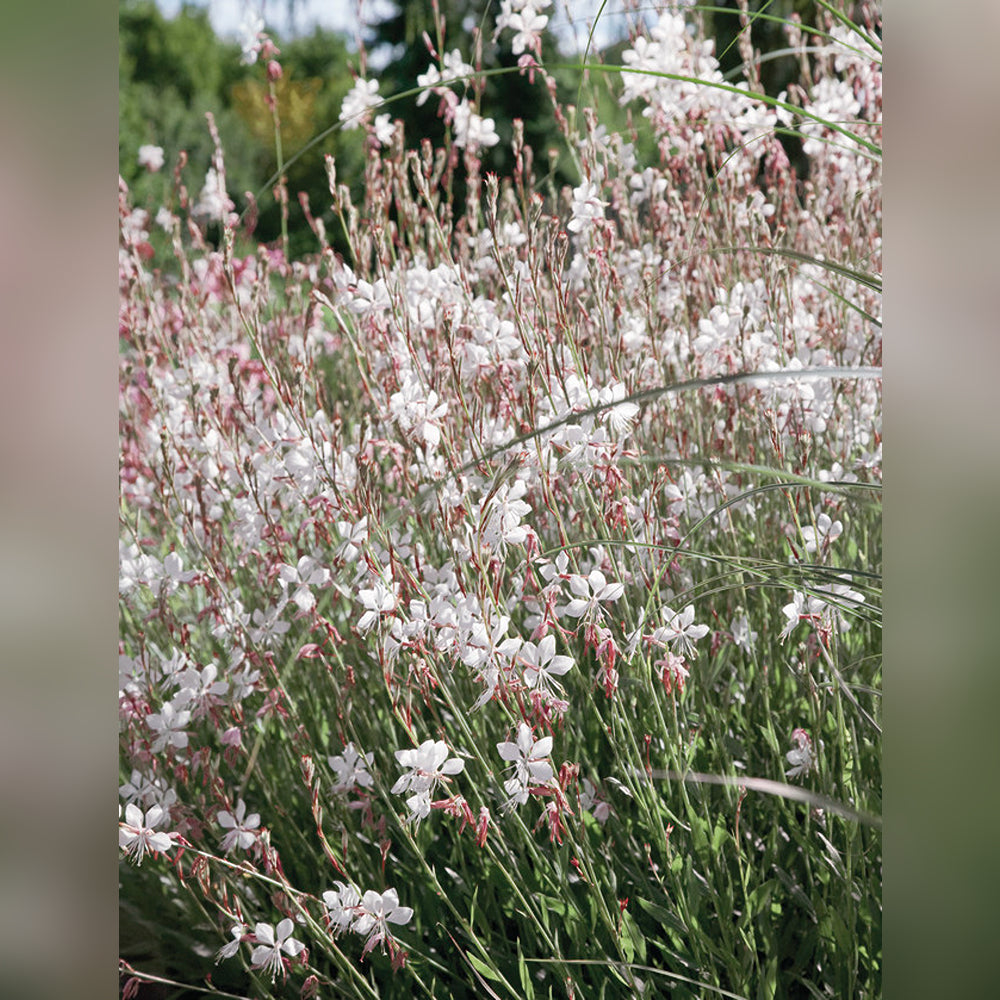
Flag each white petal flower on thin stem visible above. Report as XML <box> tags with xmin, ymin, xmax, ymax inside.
<box><xmin>561</xmin><ymin>569</ymin><xmax>624</xmax><ymax>621</ymax></box>
<box><xmin>137</xmin><ymin>144</ymin><xmax>165</xmax><ymax>172</ymax></box>
<box><xmin>119</xmin><ymin>803</ymin><xmax>173</xmax><ymax>866</ymax></box>
<box><xmin>655</xmin><ymin>604</ymin><xmax>710</xmax><ymax>657</ymax></box>
<box><xmin>352</xmin><ymin>888</ymin><xmax>413</xmax><ymax>955</ymax></box>
<box><xmin>358</xmin><ymin>575</ymin><xmax>398</xmax><ymax>632</ymax></box>
<box><xmin>250</xmin><ymin>918</ymin><xmax>305</xmax><ymax>981</ymax></box>
<box><xmin>328</xmin><ymin>741</ymin><xmax>375</xmax><ymax>794</ymax></box>
<box><xmin>785</xmin><ymin>728</ymin><xmax>815</xmax><ymax>779</ymax></box>
<box><xmin>238</xmin><ymin>11</ymin><xmax>265</xmax><ymax>64</ymax></box>
<box><xmin>392</xmin><ymin>739</ymin><xmax>465</xmax><ymax>812</ymax></box>
<box><xmin>497</xmin><ymin>722</ymin><xmax>554</xmax><ymax>810</ymax></box>
<box><xmin>146</xmin><ymin>700</ymin><xmax>191</xmax><ymax>753</ymax></box>
<box><xmin>452</xmin><ymin>100</ymin><xmax>500</xmax><ymax>150</ymax></box>
<box><xmin>216</xmin><ymin>923</ymin><xmax>246</xmax><ymax>963</ymax></box>
<box><xmin>323</xmin><ymin>881</ymin><xmax>363</xmax><ymax>936</ymax></box>
<box><xmin>801</xmin><ymin>511</ymin><xmax>843</xmax><ymax>555</ymax></box>
<box><xmin>339</xmin><ymin>78</ymin><xmax>382</xmax><ymax>130</ymax></box>
<box><xmin>567</xmin><ymin>180</ymin><xmax>607</xmax><ymax>233</ymax></box>
<box><xmin>217</xmin><ymin>798</ymin><xmax>261</xmax><ymax>853</ymax></box>
<box><xmin>518</xmin><ymin>634</ymin><xmax>574</xmax><ymax>690</ymax></box>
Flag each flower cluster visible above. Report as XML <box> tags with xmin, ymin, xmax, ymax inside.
<box><xmin>323</xmin><ymin>884</ymin><xmax>413</xmax><ymax>957</ymax></box>
<box><xmin>392</xmin><ymin>739</ymin><xmax>466</xmax><ymax>821</ymax></box>
<box><xmin>118</xmin><ymin>4</ymin><xmax>881</xmax><ymax>995</ymax></box>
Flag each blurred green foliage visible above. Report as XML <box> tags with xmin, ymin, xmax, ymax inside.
<box><xmin>119</xmin><ymin>0</ymin><xmax>366</xmax><ymax>260</ymax></box>
<box><xmin>119</xmin><ymin>0</ymin><xmax>849</xmax><ymax>260</ymax></box>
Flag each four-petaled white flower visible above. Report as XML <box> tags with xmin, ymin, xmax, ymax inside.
<box><xmin>453</xmin><ymin>100</ymin><xmax>500</xmax><ymax>150</ymax></box>
<box><xmin>517</xmin><ymin>634</ymin><xmax>574</xmax><ymax>690</ymax></box>
<box><xmin>416</xmin><ymin>64</ymin><xmax>442</xmax><ymax>106</ymax></box>
<box><xmin>479</xmin><ymin>480</ymin><xmax>531</xmax><ymax>549</ymax></box>
<box><xmin>146</xmin><ymin>700</ymin><xmax>191</xmax><ymax>753</ymax></box>
<box><xmin>278</xmin><ymin>555</ymin><xmax>330</xmax><ymax>613</ymax></box>
<box><xmin>562</xmin><ymin>569</ymin><xmax>624</xmax><ymax>621</ymax></box>
<box><xmin>507</xmin><ymin>7</ymin><xmax>549</xmax><ymax>56</ymax></box>
<box><xmin>567</xmin><ymin>180</ymin><xmax>607</xmax><ymax>233</ymax></box>
<box><xmin>323</xmin><ymin>881</ymin><xmax>364</xmax><ymax>936</ymax></box>
<box><xmin>497</xmin><ymin>722</ymin><xmax>554</xmax><ymax>810</ymax></box>
<box><xmin>328</xmin><ymin>742</ymin><xmax>375</xmax><ymax>794</ymax></box>
<box><xmin>238</xmin><ymin>11</ymin><xmax>265</xmax><ymax>64</ymax></box>
<box><xmin>801</xmin><ymin>512</ymin><xmax>843</xmax><ymax>555</ymax></box>
<box><xmin>373</xmin><ymin>113</ymin><xmax>395</xmax><ymax>147</ymax></box>
<box><xmin>358</xmin><ymin>576</ymin><xmax>399</xmax><ymax>632</ymax></box>
<box><xmin>353</xmin><ymin>888</ymin><xmax>414</xmax><ymax>956</ymax></box>
<box><xmin>730</xmin><ymin>613</ymin><xmax>758</xmax><ymax>652</ymax></box>
<box><xmin>339</xmin><ymin>78</ymin><xmax>382</xmax><ymax>130</ymax></box>
<box><xmin>392</xmin><ymin>739</ymin><xmax>465</xmax><ymax>821</ymax></box>
<box><xmin>250</xmin><ymin>919</ymin><xmax>304</xmax><ymax>981</ymax></box>
<box><xmin>119</xmin><ymin>803</ymin><xmax>173</xmax><ymax>866</ymax></box>
<box><xmin>656</xmin><ymin>604</ymin><xmax>710</xmax><ymax>657</ymax></box>
<box><xmin>217</xmin><ymin>798</ymin><xmax>261</xmax><ymax>853</ymax></box>
<box><xmin>785</xmin><ymin>728</ymin><xmax>815</xmax><ymax>779</ymax></box>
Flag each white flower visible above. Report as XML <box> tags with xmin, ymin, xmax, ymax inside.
<box><xmin>353</xmin><ymin>888</ymin><xmax>414</xmax><ymax>955</ymax></box>
<box><xmin>416</xmin><ymin>64</ymin><xmax>442</xmax><ymax>106</ymax></box>
<box><xmin>119</xmin><ymin>769</ymin><xmax>177</xmax><ymax>814</ymax></box>
<box><xmin>339</xmin><ymin>78</ymin><xmax>382</xmax><ymax>130</ymax></box>
<box><xmin>507</xmin><ymin>7</ymin><xmax>548</xmax><ymax>56</ymax></box>
<box><xmin>193</xmin><ymin>167</ymin><xmax>234</xmax><ymax>223</ymax></box>
<box><xmin>801</xmin><ymin>512</ymin><xmax>843</xmax><ymax>554</ymax></box>
<box><xmin>217</xmin><ymin>799</ymin><xmax>261</xmax><ymax>853</ymax></box>
<box><xmin>238</xmin><ymin>11</ymin><xmax>265</xmax><ymax>64</ymax></box>
<box><xmin>323</xmin><ymin>881</ymin><xmax>363</xmax><ymax>935</ymax></box>
<box><xmin>278</xmin><ymin>556</ymin><xmax>330</xmax><ymax>613</ymax></box>
<box><xmin>452</xmin><ymin>100</ymin><xmax>500</xmax><ymax>150</ymax></box>
<box><xmin>517</xmin><ymin>634</ymin><xmax>574</xmax><ymax>690</ymax></box>
<box><xmin>497</xmin><ymin>722</ymin><xmax>554</xmax><ymax>810</ymax></box>
<box><xmin>579</xmin><ymin>778</ymin><xmax>610</xmax><ymax>824</ymax></box>
<box><xmin>779</xmin><ymin>590</ymin><xmax>827</xmax><ymax>640</ymax></box>
<box><xmin>441</xmin><ymin>49</ymin><xmax>475</xmax><ymax>81</ymax></box>
<box><xmin>358</xmin><ymin>576</ymin><xmax>398</xmax><ymax>632</ymax></box>
<box><xmin>346</xmin><ymin>277</ymin><xmax>391</xmax><ymax>315</ymax></box>
<box><xmin>216</xmin><ymin>923</ymin><xmax>245</xmax><ymax>963</ymax></box>
<box><xmin>155</xmin><ymin>206</ymin><xmax>175</xmax><ymax>231</ymax></box>
<box><xmin>250</xmin><ymin>597</ymin><xmax>291</xmax><ymax>645</ymax></box>
<box><xmin>146</xmin><ymin>700</ymin><xmax>191</xmax><ymax>753</ymax></box>
<box><xmin>567</xmin><ymin>180</ymin><xmax>607</xmax><ymax>233</ymax></box>
<box><xmin>785</xmin><ymin>728</ymin><xmax>815</xmax><ymax>779</ymax></box>
<box><xmin>479</xmin><ymin>480</ymin><xmax>531</xmax><ymax>549</ymax></box>
<box><xmin>392</xmin><ymin>739</ymin><xmax>465</xmax><ymax>803</ymax></box>
<box><xmin>730</xmin><ymin>614</ymin><xmax>758</xmax><ymax>652</ymax></box>
<box><xmin>137</xmin><ymin>144</ymin><xmax>164</xmax><ymax>172</ymax></box>
<box><xmin>372</xmin><ymin>113</ymin><xmax>395</xmax><ymax>147</ymax></box>
<box><xmin>250</xmin><ymin>919</ymin><xmax>304</xmax><ymax>981</ymax></box>
<box><xmin>328</xmin><ymin>742</ymin><xmax>374</xmax><ymax>794</ymax></box>
<box><xmin>174</xmin><ymin>661</ymin><xmax>228</xmax><ymax>718</ymax></box>
<box><xmin>119</xmin><ymin>803</ymin><xmax>173</xmax><ymax>866</ymax></box>
<box><xmin>562</xmin><ymin>569</ymin><xmax>624</xmax><ymax>620</ymax></box>
<box><xmin>656</xmin><ymin>604</ymin><xmax>710</xmax><ymax>657</ymax></box>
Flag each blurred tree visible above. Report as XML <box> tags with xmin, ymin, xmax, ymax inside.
<box><xmin>119</xmin><ymin>1</ymin><xmax>365</xmax><ymax>260</ymax></box>
<box><xmin>365</xmin><ymin>0</ymin><xmax>580</xmax><ymax>195</ymax></box>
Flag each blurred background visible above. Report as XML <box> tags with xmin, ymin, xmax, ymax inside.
<box><xmin>120</xmin><ymin>0</ymin><xmax>820</xmax><ymax>260</ymax></box>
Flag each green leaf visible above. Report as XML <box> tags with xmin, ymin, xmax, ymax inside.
<box><xmin>637</xmin><ymin>897</ymin><xmax>687</xmax><ymax>935</ymax></box>
<box><xmin>468</xmin><ymin>953</ymin><xmax>502</xmax><ymax>983</ymax></box>
<box><xmin>517</xmin><ymin>941</ymin><xmax>536</xmax><ymax>1000</ymax></box>
<box><xmin>757</xmin><ymin>954</ymin><xmax>778</xmax><ymax>1000</ymax></box>
<box><xmin>711</xmin><ymin>820</ymin><xmax>729</xmax><ymax>853</ymax></box>
<box><xmin>621</xmin><ymin>909</ymin><xmax>647</xmax><ymax>963</ymax></box>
